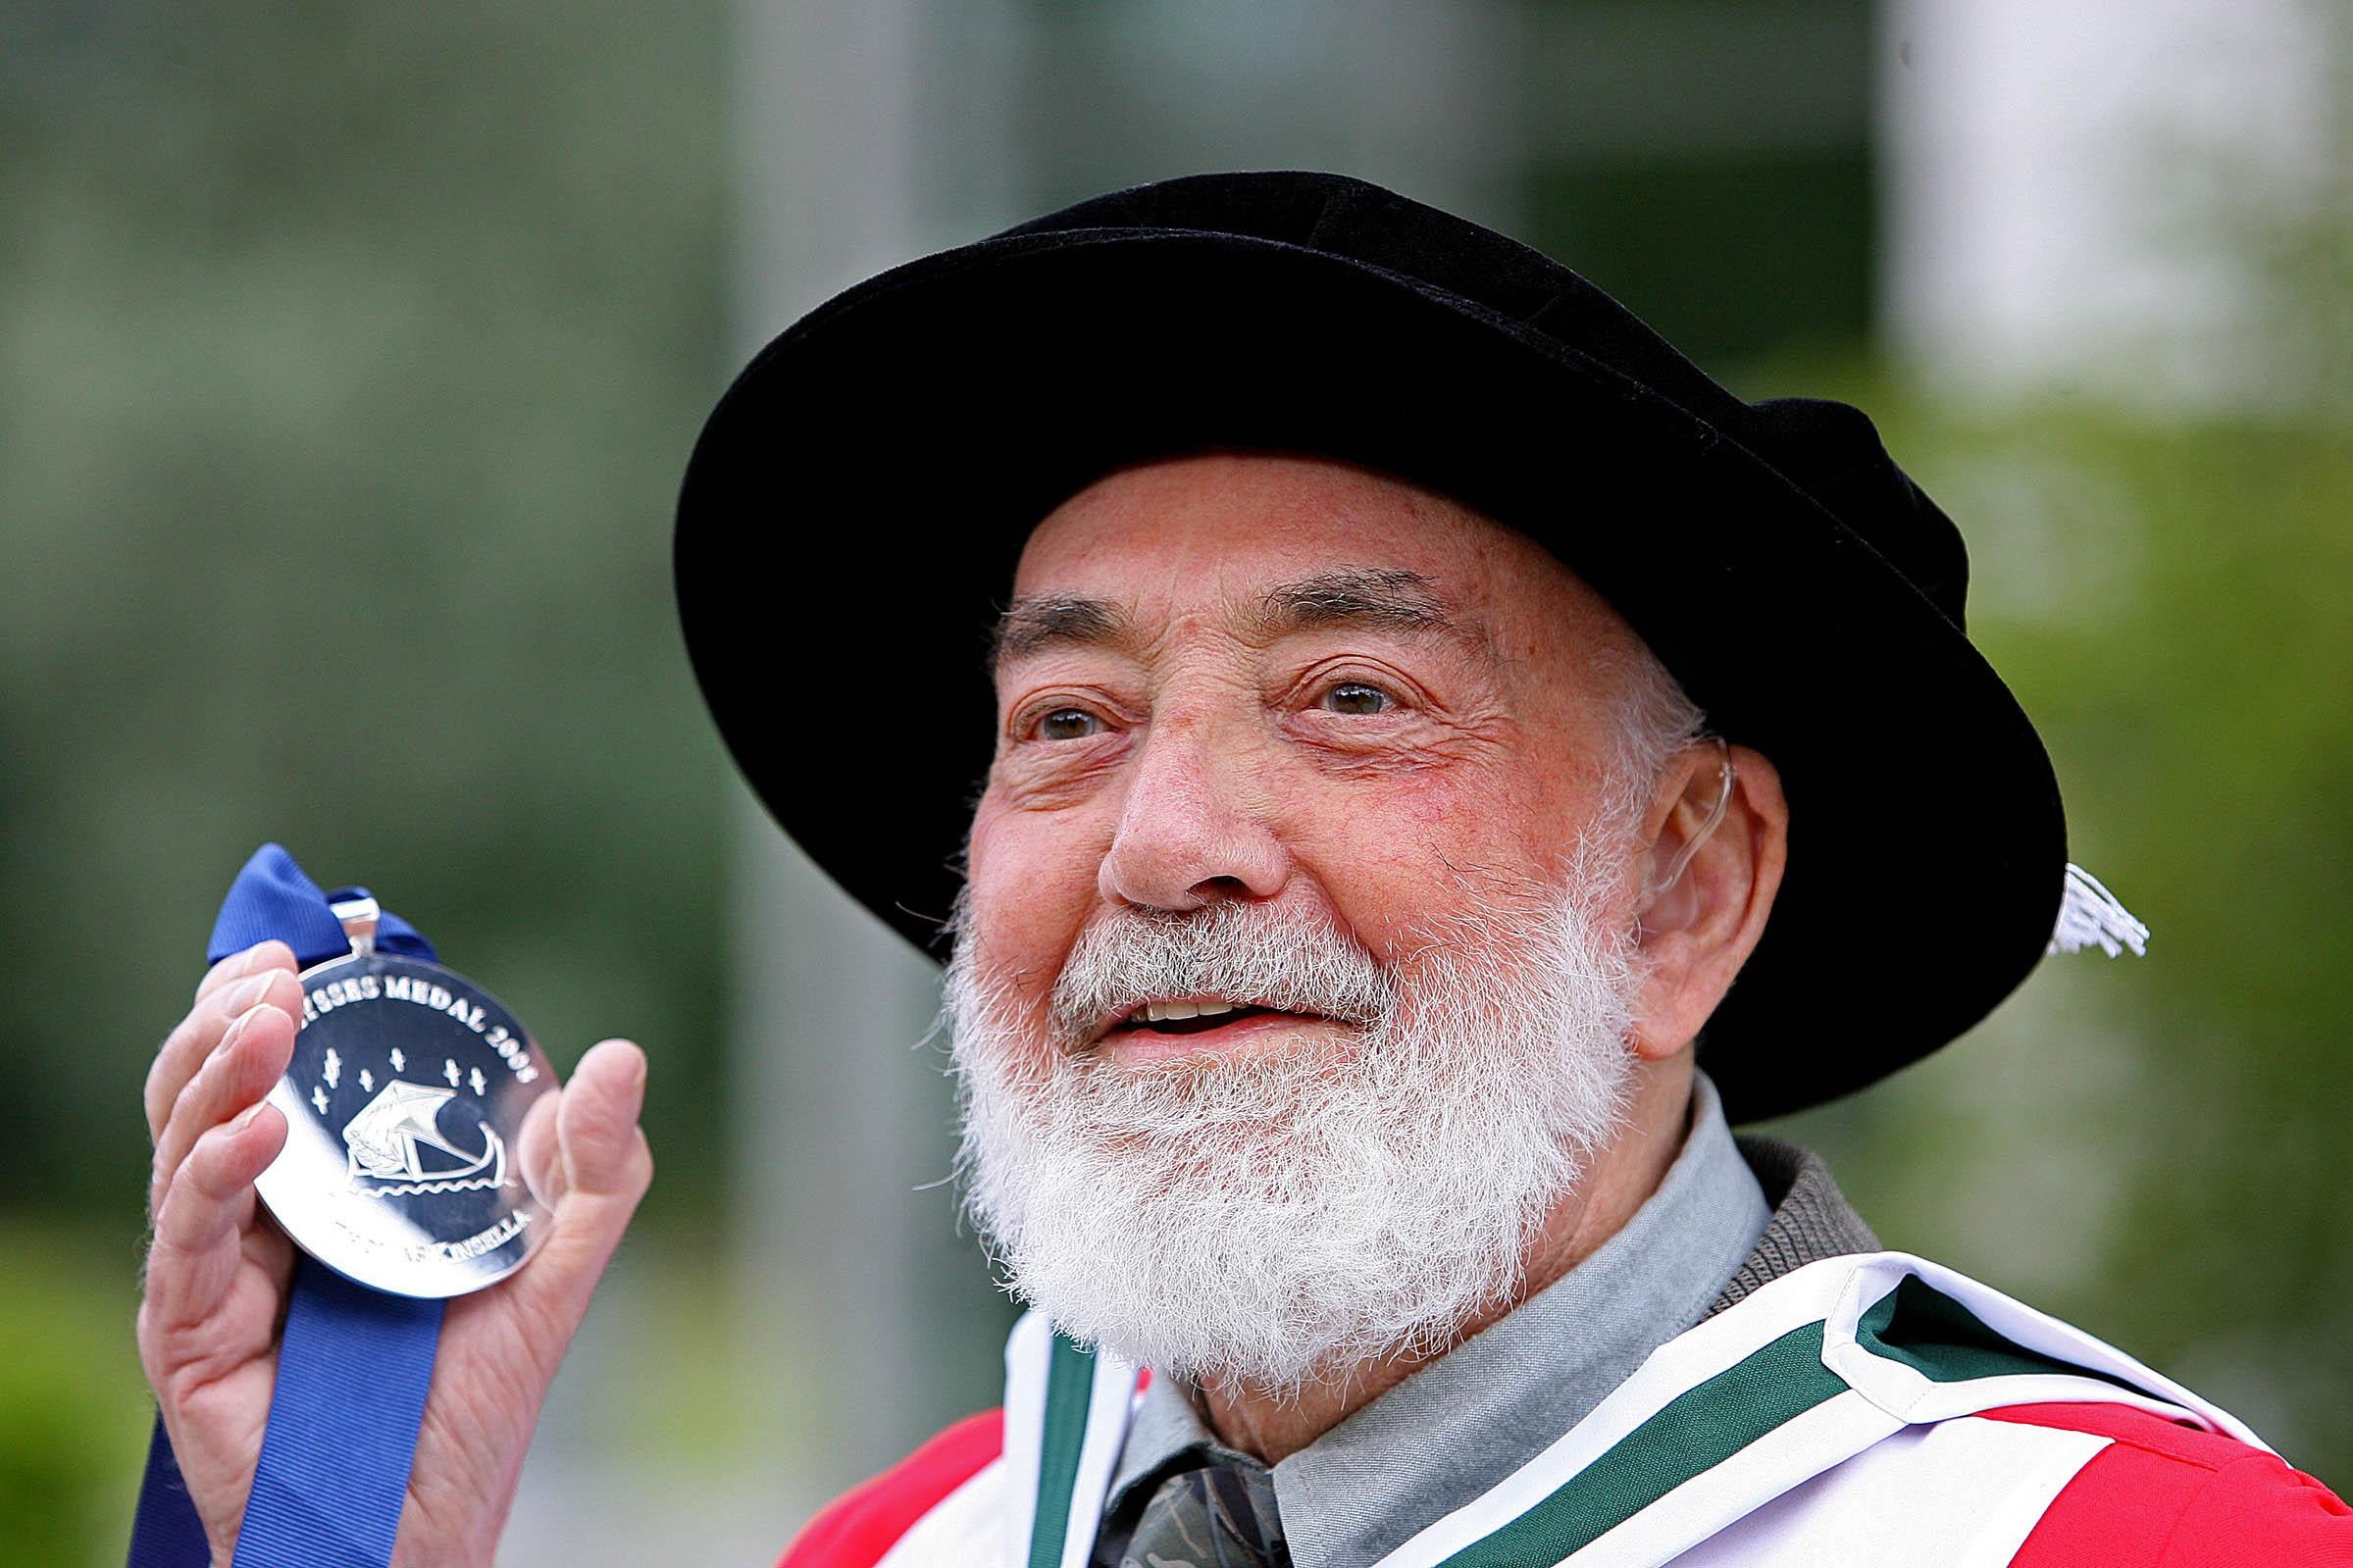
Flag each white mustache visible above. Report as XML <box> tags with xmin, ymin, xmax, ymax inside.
<box><xmin>1046</xmin><ymin>900</ymin><xmax>1395</xmax><ymax>1048</ymax></box>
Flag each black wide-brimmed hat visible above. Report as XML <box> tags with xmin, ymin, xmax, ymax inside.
<box><xmin>676</xmin><ymin>171</ymin><xmax>2076</xmax><ymax>1122</ymax></box>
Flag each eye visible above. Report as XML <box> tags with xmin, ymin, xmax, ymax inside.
<box><xmin>1032</xmin><ymin>707</ymin><xmax>1103</xmax><ymax>741</ymax></box>
<box><xmin>1318</xmin><ymin>681</ymin><xmax>1395</xmax><ymax>716</ymax></box>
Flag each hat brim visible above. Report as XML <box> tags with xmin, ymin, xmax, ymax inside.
<box><xmin>676</xmin><ymin>228</ymin><xmax>2066</xmax><ymax>1122</ymax></box>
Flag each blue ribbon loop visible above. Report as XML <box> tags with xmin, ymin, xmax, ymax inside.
<box><xmin>205</xmin><ymin>843</ymin><xmax>437</xmax><ymax>969</ymax></box>
<box><xmin>131</xmin><ymin>843</ymin><xmax>448</xmax><ymax>1567</ymax></box>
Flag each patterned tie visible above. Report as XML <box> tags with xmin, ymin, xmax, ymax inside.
<box><xmin>1110</xmin><ymin>1459</ymin><xmax>1291</xmax><ymax>1568</ymax></box>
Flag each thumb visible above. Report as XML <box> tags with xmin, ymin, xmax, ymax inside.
<box><xmin>501</xmin><ymin>1040</ymin><xmax>652</xmax><ymax>1341</ymax></box>
<box><xmin>555</xmin><ymin>1038</ymin><xmax>653</xmax><ymax>1204</ymax></box>
<box><xmin>517</xmin><ymin>1039</ymin><xmax>652</xmax><ymax>1212</ymax></box>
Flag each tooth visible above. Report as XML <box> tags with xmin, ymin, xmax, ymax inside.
<box><xmin>1161</xmin><ymin>1001</ymin><xmax>1198</xmax><ymax>1020</ymax></box>
<box><xmin>1195</xmin><ymin>1000</ymin><xmax>1235</xmax><ymax>1017</ymax></box>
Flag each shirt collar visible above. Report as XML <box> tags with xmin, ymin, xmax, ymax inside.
<box><xmin>1100</xmin><ymin>1072</ymin><xmax>1770</xmax><ymax>1568</ymax></box>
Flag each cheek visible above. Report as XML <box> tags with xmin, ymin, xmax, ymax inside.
<box><xmin>1380</xmin><ymin>767</ymin><xmax>1538</xmax><ymax>867</ymax></box>
<box><xmin>964</xmin><ymin>798</ymin><xmax>1105</xmax><ymax>994</ymax></box>
<box><xmin>1393</xmin><ymin>770</ymin><xmax>1464</xmax><ymax>832</ymax></box>
<box><xmin>1300</xmin><ymin>770</ymin><xmax>1563</xmax><ymax>952</ymax></box>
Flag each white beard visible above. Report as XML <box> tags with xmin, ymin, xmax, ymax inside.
<box><xmin>944</xmin><ymin>868</ymin><xmax>1643</xmax><ymax>1394</ymax></box>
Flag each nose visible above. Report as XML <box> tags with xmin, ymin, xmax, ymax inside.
<box><xmin>1098</xmin><ymin>720</ymin><xmax>1289</xmax><ymax>913</ymax></box>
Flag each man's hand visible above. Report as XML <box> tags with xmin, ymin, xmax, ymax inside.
<box><xmin>137</xmin><ymin>939</ymin><xmax>653</xmax><ymax>1565</ymax></box>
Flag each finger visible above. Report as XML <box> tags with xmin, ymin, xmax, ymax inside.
<box><xmin>514</xmin><ymin>1040</ymin><xmax>651</xmax><ymax>1212</ymax></box>
<box><xmin>499</xmin><ymin>1042</ymin><xmax>651</xmax><ymax>1337</ymax></box>
<box><xmin>193</xmin><ymin>939</ymin><xmax>298</xmax><ymax>1006</ymax></box>
<box><xmin>554</xmin><ymin>1039</ymin><xmax>652</xmax><ymax>1203</ymax></box>
<box><xmin>517</xmin><ymin>1087</ymin><xmax>562</xmax><ymax>1210</ymax></box>
<box><xmin>147</xmin><ymin>943</ymin><xmax>298</xmax><ymax>1141</ymax></box>
<box><xmin>150</xmin><ymin>985</ymin><xmax>300</xmax><ymax>1212</ymax></box>
<box><xmin>144</xmin><ymin>1101</ymin><xmax>289</xmax><ymax>1338</ymax></box>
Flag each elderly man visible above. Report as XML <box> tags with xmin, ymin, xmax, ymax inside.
<box><xmin>137</xmin><ymin>174</ymin><xmax>2349</xmax><ymax>1566</ymax></box>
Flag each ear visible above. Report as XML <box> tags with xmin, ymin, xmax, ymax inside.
<box><xmin>1628</xmin><ymin>743</ymin><xmax>1788</xmax><ymax>1061</ymax></box>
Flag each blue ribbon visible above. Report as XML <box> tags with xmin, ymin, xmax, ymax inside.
<box><xmin>130</xmin><ymin>844</ymin><xmax>448</xmax><ymax>1568</ymax></box>
<box><xmin>203</xmin><ymin>844</ymin><xmax>436</xmax><ymax>971</ymax></box>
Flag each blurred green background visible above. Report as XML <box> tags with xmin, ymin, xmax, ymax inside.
<box><xmin>3</xmin><ymin>1</ymin><xmax>2346</xmax><ymax>1563</ymax></box>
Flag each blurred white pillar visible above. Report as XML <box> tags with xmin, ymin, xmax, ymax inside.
<box><xmin>1879</xmin><ymin>0</ymin><xmax>2327</xmax><ymax>403</ymax></box>
<box><xmin>737</xmin><ymin>0</ymin><xmax>921</xmax><ymax>318</ymax></box>
<box><xmin>728</xmin><ymin>0</ymin><xmax>1010</xmax><ymax>1493</ymax></box>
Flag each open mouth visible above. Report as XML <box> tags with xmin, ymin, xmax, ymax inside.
<box><xmin>1125</xmin><ymin>1000</ymin><xmax>1277</xmax><ymax>1037</ymax></box>
<box><xmin>1096</xmin><ymin>998</ymin><xmax>1346</xmax><ymax>1055</ymax></box>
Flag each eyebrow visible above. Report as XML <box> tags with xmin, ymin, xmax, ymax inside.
<box><xmin>1249</xmin><ymin>568</ymin><xmax>1460</xmax><ymax>640</ymax></box>
<box><xmin>988</xmin><ymin>567</ymin><xmax>1487</xmax><ymax>667</ymax></box>
<box><xmin>991</xmin><ymin>594</ymin><xmax>1129</xmax><ymax>664</ymax></box>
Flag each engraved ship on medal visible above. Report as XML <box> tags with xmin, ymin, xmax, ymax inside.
<box><xmin>341</xmin><ymin>1079</ymin><xmax>509</xmax><ymax>1196</ymax></box>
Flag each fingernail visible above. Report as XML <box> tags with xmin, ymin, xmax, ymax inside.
<box><xmin>230</xmin><ymin>1101</ymin><xmax>267</xmax><ymax>1133</ymax></box>
<box><xmin>226</xmin><ymin>974</ymin><xmax>272</xmax><ymax>1014</ymax></box>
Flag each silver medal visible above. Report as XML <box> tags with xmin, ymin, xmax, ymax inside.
<box><xmin>255</xmin><ymin>896</ymin><xmax>555</xmax><ymax>1297</ymax></box>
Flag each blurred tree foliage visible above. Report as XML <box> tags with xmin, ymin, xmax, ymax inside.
<box><xmin>2</xmin><ymin>9</ymin><xmax>730</xmax><ymax>1552</ymax></box>
<box><xmin>1763</xmin><ymin>391</ymin><xmax>2353</xmax><ymax>1479</ymax></box>
<box><xmin>0</xmin><ymin>0</ymin><xmax>732</xmax><ymax>1237</ymax></box>
<box><xmin>0</xmin><ymin>1227</ymin><xmax>153</xmax><ymax>1565</ymax></box>
<box><xmin>1760</xmin><ymin>66</ymin><xmax>2353</xmax><ymax>1475</ymax></box>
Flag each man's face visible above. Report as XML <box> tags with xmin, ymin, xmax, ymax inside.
<box><xmin>947</xmin><ymin>454</ymin><xmax>1683</xmax><ymax>1388</ymax></box>
<box><xmin>964</xmin><ymin>451</ymin><xmax>1652</xmax><ymax>1049</ymax></box>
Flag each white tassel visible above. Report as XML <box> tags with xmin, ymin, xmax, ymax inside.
<box><xmin>2048</xmin><ymin>863</ymin><xmax>2150</xmax><ymax>957</ymax></box>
